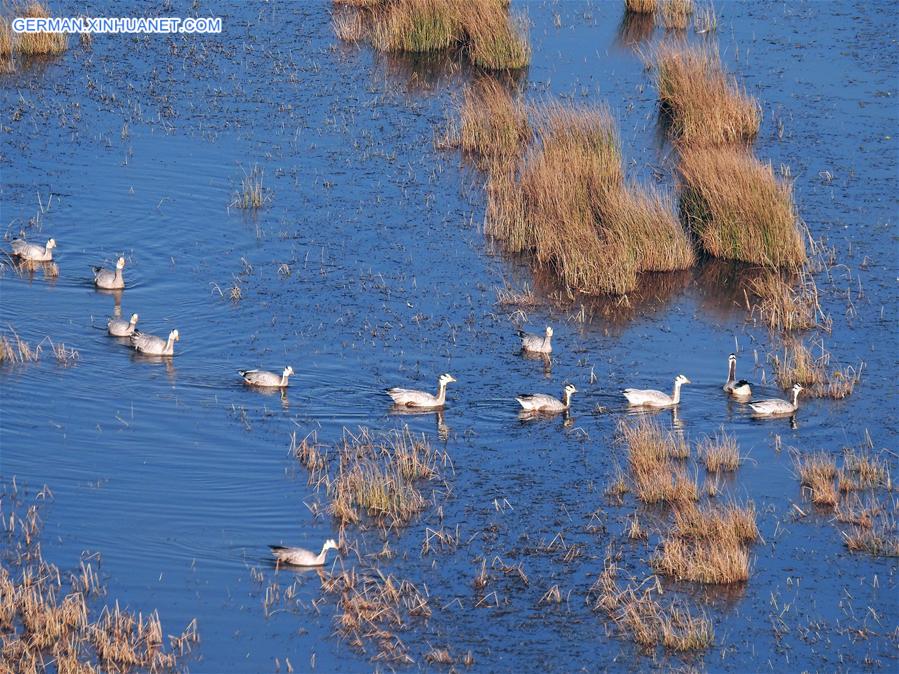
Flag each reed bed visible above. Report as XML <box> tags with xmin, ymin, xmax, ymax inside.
<box><xmin>0</xmin><ymin>481</ymin><xmax>198</xmax><ymax>672</ymax></box>
<box><xmin>334</xmin><ymin>0</ymin><xmax>530</xmax><ymax>70</ymax></box>
<box><xmin>839</xmin><ymin>450</ymin><xmax>891</xmax><ymax>491</ymax></box>
<box><xmin>0</xmin><ymin>17</ymin><xmax>13</xmax><ymax>72</ymax></box>
<box><xmin>486</xmin><ymin>106</ymin><xmax>694</xmax><ymax>295</ymax></box>
<box><xmin>795</xmin><ymin>452</ymin><xmax>838</xmax><ymax>508</ymax></box>
<box><xmin>13</xmin><ymin>2</ymin><xmax>68</xmax><ymax>57</ymax></box>
<box><xmin>842</xmin><ymin>517</ymin><xmax>899</xmax><ymax>557</ymax></box>
<box><xmin>746</xmin><ymin>269</ymin><xmax>822</xmax><ymax>331</ymax></box>
<box><xmin>0</xmin><ymin>329</ymin><xmax>42</xmax><ymax>364</ymax></box>
<box><xmin>625</xmin><ymin>0</ymin><xmax>657</xmax><ymax>14</ymax></box>
<box><xmin>449</xmin><ymin>78</ymin><xmax>530</xmax><ymax>168</ymax></box>
<box><xmin>656</xmin><ymin>43</ymin><xmax>760</xmax><ymax>147</ymax></box>
<box><xmin>591</xmin><ymin>554</ymin><xmax>714</xmax><ymax>651</ymax></box>
<box><xmin>661</xmin><ymin>0</ymin><xmax>693</xmax><ymax>30</ymax></box>
<box><xmin>679</xmin><ymin>147</ymin><xmax>805</xmax><ymax>267</ymax></box>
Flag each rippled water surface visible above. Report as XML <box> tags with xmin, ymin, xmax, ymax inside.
<box><xmin>1</xmin><ymin>1</ymin><xmax>897</xmax><ymax>672</ymax></box>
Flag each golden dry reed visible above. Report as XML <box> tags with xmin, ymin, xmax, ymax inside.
<box><xmin>746</xmin><ymin>269</ymin><xmax>822</xmax><ymax>331</ymax></box>
<box><xmin>620</xmin><ymin>418</ymin><xmax>698</xmax><ymax>504</ymax></box>
<box><xmin>451</xmin><ymin>77</ymin><xmax>530</xmax><ymax>167</ymax></box>
<box><xmin>697</xmin><ymin>428</ymin><xmax>740</xmax><ymax>472</ymax></box>
<box><xmin>772</xmin><ymin>338</ymin><xmax>862</xmax><ymax>399</ymax></box>
<box><xmin>16</xmin><ymin>2</ymin><xmax>68</xmax><ymax>56</ymax></box>
<box><xmin>656</xmin><ymin>43</ymin><xmax>760</xmax><ymax>147</ymax></box>
<box><xmin>661</xmin><ymin>0</ymin><xmax>693</xmax><ymax>30</ymax></box>
<box><xmin>487</xmin><ymin>106</ymin><xmax>694</xmax><ymax>295</ymax></box>
<box><xmin>625</xmin><ymin>0</ymin><xmax>657</xmax><ymax>14</ymax></box>
<box><xmin>335</xmin><ymin>0</ymin><xmax>530</xmax><ymax>70</ymax></box>
<box><xmin>679</xmin><ymin>147</ymin><xmax>805</xmax><ymax>267</ymax></box>
<box><xmin>795</xmin><ymin>452</ymin><xmax>838</xmax><ymax>507</ymax></box>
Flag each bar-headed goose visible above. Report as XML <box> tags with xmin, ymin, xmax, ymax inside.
<box><xmin>130</xmin><ymin>329</ymin><xmax>179</xmax><ymax>356</ymax></box>
<box><xmin>387</xmin><ymin>373</ymin><xmax>455</xmax><ymax>409</ymax></box>
<box><xmin>623</xmin><ymin>374</ymin><xmax>690</xmax><ymax>408</ymax></box>
<box><xmin>517</xmin><ymin>384</ymin><xmax>576</xmax><ymax>413</ymax></box>
<box><xmin>239</xmin><ymin>366</ymin><xmax>294</xmax><ymax>388</ymax></box>
<box><xmin>723</xmin><ymin>353</ymin><xmax>752</xmax><ymax>398</ymax></box>
<box><xmin>519</xmin><ymin>326</ymin><xmax>553</xmax><ymax>354</ymax></box>
<box><xmin>270</xmin><ymin>539</ymin><xmax>338</xmax><ymax>567</ymax></box>
<box><xmin>11</xmin><ymin>238</ymin><xmax>56</xmax><ymax>262</ymax></box>
<box><xmin>93</xmin><ymin>256</ymin><xmax>126</xmax><ymax>289</ymax></box>
<box><xmin>108</xmin><ymin>313</ymin><xmax>139</xmax><ymax>337</ymax></box>
<box><xmin>750</xmin><ymin>384</ymin><xmax>803</xmax><ymax>417</ymax></box>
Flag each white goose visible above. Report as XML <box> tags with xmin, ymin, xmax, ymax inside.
<box><xmin>11</xmin><ymin>238</ymin><xmax>56</xmax><ymax>262</ymax></box>
<box><xmin>130</xmin><ymin>329</ymin><xmax>179</xmax><ymax>356</ymax></box>
<box><xmin>623</xmin><ymin>374</ymin><xmax>690</xmax><ymax>408</ymax></box>
<box><xmin>270</xmin><ymin>539</ymin><xmax>338</xmax><ymax>567</ymax></box>
<box><xmin>239</xmin><ymin>366</ymin><xmax>294</xmax><ymax>388</ymax></box>
<box><xmin>108</xmin><ymin>313</ymin><xmax>139</xmax><ymax>337</ymax></box>
<box><xmin>723</xmin><ymin>353</ymin><xmax>752</xmax><ymax>399</ymax></box>
<box><xmin>93</xmin><ymin>257</ymin><xmax>126</xmax><ymax>289</ymax></box>
<box><xmin>519</xmin><ymin>326</ymin><xmax>553</xmax><ymax>354</ymax></box>
<box><xmin>387</xmin><ymin>373</ymin><xmax>455</xmax><ymax>409</ymax></box>
<box><xmin>517</xmin><ymin>384</ymin><xmax>576</xmax><ymax>413</ymax></box>
<box><xmin>750</xmin><ymin>384</ymin><xmax>803</xmax><ymax>417</ymax></box>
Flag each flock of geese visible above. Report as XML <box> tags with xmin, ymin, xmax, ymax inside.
<box><xmin>10</xmin><ymin>237</ymin><xmax>805</xmax><ymax>566</ymax></box>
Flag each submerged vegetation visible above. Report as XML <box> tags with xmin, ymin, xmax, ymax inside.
<box><xmin>332</xmin><ymin>0</ymin><xmax>530</xmax><ymax>70</ymax></box>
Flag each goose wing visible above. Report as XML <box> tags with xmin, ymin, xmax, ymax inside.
<box><xmin>519</xmin><ymin>332</ymin><xmax>549</xmax><ymax>353</ymax></box>
<box><xmin>386</xmin><ymin>387</ymin><xmax>439</xmax><ymax>407</ymax></box>
<box><xmin>240</xmin><ymin>369</ymin><xmax>281</xmax><ymax>386</ymax></box>
<box><xmin>623</xmin><ymin>388</ymin><xmax>672</xmax><ymax>407</ymax></box>
<box><xmin>749</xmin><ymin>398</ymin><xmax>792</xmax><ymax>415</ymax></box>
<box><xmin>269</xmin><ymin>545</ymin><xmax>317</xmax><ymax>566</ymax></box>
<box><xmin>130</xmin><ymin>331</ymin><xmax>164</xmax><ymax>353</ymax></box>
<box><xmin>516</xmin><ymin>393</ymin><xmax>562</xmax><ymax>411</ymax></box>
<box><xmin>11</xmin><ymin>240</ymin><xmax>45</xmax><ymax>260</ymax></box>
<box><xmin>108</xmin><ymin>318</ymin><xmax>134</xmax><ymax>336</ymax></box>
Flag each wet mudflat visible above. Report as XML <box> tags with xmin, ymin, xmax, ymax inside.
<box><xmin>1</xmin><ymin>1</ymin><xmax>896</xmax><ymax>672</ymax></box>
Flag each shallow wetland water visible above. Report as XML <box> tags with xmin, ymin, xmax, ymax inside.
<box><xmin>1</xmin><ymin>1</ymin><xmax>897</xmax><ymax>672</ymax></box>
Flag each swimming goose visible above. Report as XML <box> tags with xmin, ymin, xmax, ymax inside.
<box><xmin>270</xmin><ymin>539</ymin><xmax>338</xmax><ymax>567</ymax></box>
<box><xmin>750</xmin><ymin>384</ymin><xmax>803</xmax><ymax>417</ymax></box>
<box><xmin>108</xmin><ymin>313</ymin><xmax>139</xmax><ymax>337</ymax></box>
<box><xmin>11</xmin><ymin>238</ymin><xmax>56</xmax><ymax>262</ymax></box>
<box><xmin>519</xmin><ymin>326</ymin><xmax>553</xmax><ymax>354</ymax></box>
<box><xmin>723</xmin><ymin>353</ymin><xmax>752</xmax><ymax>399</ymax></box>
<box><xmin>623</xmin><ymin>374</ymin><xmax>690</xmax><ymax>408</ymax></box>
<box><xmin>386</xmin><ymin>373</ymin><xmax>455</xmax><ymax>409</ymax></box>
<box><xmin>517</xmin><ymin>384</ymin><xmax>576</xmax><ymax>413</ymax></box>
<box><xmin>239</xmin><ymin>366</ymin><xmax>294</xmax><ymax>388</ymax></box>
<box><xmin>93</xmin><ymin>257</ymin><xmax>126</xmax><ymax>289</ymax></box>
<box><xmin>130</xmin><ymin>329</ymin><xmax>179</xmax><ymax>356</ymax></box>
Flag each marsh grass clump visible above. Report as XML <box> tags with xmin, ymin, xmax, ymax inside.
<box><xmin>661</xmin><ymin>0</ymin><xmax>693</xmax><ymax>30</ymax></box>
<box><xmin>842</xmin><ymin>517</ymin><xmax>899</xmax><ymax>557</ymax></box>
<box><xmin>451</xmin><ymin>78</ymin><xmax>530</xmax><ymax>167</ymax></box>
<box><xmin>0</xmin><ymin>17</ymin><xmax>13</xmax><ymax>72</ymax></box>
<box><xmin>697</xmin><ymin>428</ymin><xmax>741</xmax><ymax>472</ymax></box>
<box><xmin>620</xmin><ymin>418</ymin><xmax>698</xmax><ymax>504</ymax></box>
<box><xmin>795</xmin><ymin>452</ymin><xmax>838</xmax><ymax>508</ymax></box>
<box><xmin>772</xmin><ymin>339</ymin><xmax>862</xmax><ymax>399</ymax></box>
<box><xmin>486</xmin><ymin>106</ymin><xmax>694</xmax><ymax>295</ymax></box>
<box><xmin>231</xmin><ymin>165</ymin><xmax>269</xmax><ymax>210</ymax></box>
<box><xmin>591</xmin><ymin>555</ymin><xmax>714</xmax><ymax>651</ymax></box>
<box><xmin>840</xmin><ymin>450</ymin><xmax>890</xmax><ymax>491</ymax></box>
<box><xmin>338</xmin><ymin>0</ymin><xmax>530</xmax><ymax>70</ymax></box>
<box><xmin>656</xmin><ymin>43</ymin><xmax>760</xmax><ymax>147</ymax></box>
<box><xmin>49</xmin><ymin>339</ymin><xmax>79</xmax><ymax>367</ymax></box>
<box><xmin>746</xmin><ymin>269</ymin><xmax>823</xmax><ymax>331</ymax></box>
<box><xmin>0</xmin><ymin>329</ymin><xmax>42</xmax><ymax>364</ymax></box>
<box><xmin>625</xmin><ymin>0</ymin><xmax>657</xmax><ymax>13</ymax></box>
<box><xmin>325</xmin><ymin>427</ymin><xmax>444</xmax><ymax>529</ymax></box>
<box><xmin>671</xmin><ymin>502</ymin><xmax>759</xmax><ymax>543</ymax></box>
<box><xmin>651</xmin><ymin>533</ymin><xmax>750</xmax><ymax>583</ymax></box>
<box><xmin>679</xmin><ymin>147</ymin><xmax>805</xmax><ymax>268</ymax></box>
<box><xmin>16</xmin><ymin>2</ymin><xmax>68</xmax><ymax>56</ymax></box>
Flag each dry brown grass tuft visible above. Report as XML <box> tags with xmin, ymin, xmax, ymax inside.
<box><xmin>679</xmin><ymin>147</ymin><xmax>805</xmax><ymax>267</ymax></box>
<box><xmin>620</xmin><ymin>418</ymin><xmax>698</xmax><ymax>504</ymax></box>
<box><xmin>657</xmin><ymin>43</ymin><xmax>760</xmax><ymax>147</ymax></box>
<box><xmin>842</xmin><ymin>517</ymin><xmax>899</xmax><ymax>557</ymax></box>
<box><xmin>697</xmin><ymin>428</ymin><xmax>740</xmax><ymax>472</ymax></box>
<box><xmin>485</xmin><ymin>106</ymin><xmax>694</xmax><ymax>295</ymax></box>
<box><xmin>746</xmin><ymin>269</ymin><xmax>823</xmax><ymax>331</ymax></box>
<box><xmin>592</xmin><ymin>554</ymin><xmax>714</xmax><ymax>650</ymax></box>
<box><xmin>17</xmin><ymin>2</ymin><xmax>68</xmax><ymax>56</ymax></box>
<box><xmin>839</xmin><ymin>450</ymin><xmax>890</xmax><ymax>491</ymax></box>
<box><xmin>344</xmin><ymin>0</ymin><xmax>530</xmax><ymax>70</ymax></box>
<box><xmin>661</xmin><ymin>0</ymin><xmax>693</xmax><ymax>30</ymax></box>
<box><xmin>0</xmin><ymin>17</ymin><xmax>13</xmax><ymax>72</ymax></box>
<box><xmin>452</xmin><ymin>78</ymin><xmax>530</xmax><ymax>167</ymax></box>
<box><xmin>625</xmin><ymin>0</ymin><xmax>657</xmax><ymax>13</ymax></box>
<box><xmin>651</xmin><ymin>533</ymin><xmax>750</xmax><ymax>583</ymax></box>
<box><xmin>0</xmin><ymin>328</ymin><xmax>42</xmax><ymax>364</ymax></box>
<box><xmin>795</xmin><ymin>452</ymin><xmax>838</xmax><ymax>508</ymax></box>
<box><xmin>671</xmin><ymin>502</ymin><xmax>759</xmax><ymax>543</ymax></box>
<box><xmin>772</xmin><ymin>339</ymin><xmax>862</xmax><ymax>399</ymax></box>
<box><xmin>231</xmin><ymin>165</ymin><xmax>268</xmax><ymax>209</ymax></box>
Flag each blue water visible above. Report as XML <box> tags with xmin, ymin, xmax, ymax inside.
<box><xmin>1</xmin><ymin>1</ymin><xmax>896</xmax><ymax>671</ymax></box>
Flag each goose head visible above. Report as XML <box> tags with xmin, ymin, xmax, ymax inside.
<box><xmin>728</xmin><ymin>353</ymin><xmax>736</xmax><ymax>365</ymax></box>
<box><xmin>545</xmin><ymin>326</ymin><xmax>554</xmax><ymax>338</ymax></box>
<box><xmin>675</xmin><ymin>374</ymin><xmax>691</xmax><ymax>385</ymax></box>
<box><xmin>792</xmin><ymin>383</ymin><xmax>803</xmax><ymax>396</ymax></box>
<box><xmin>129</xmin><ymin>313</ymin><xmax>139</xmax><ymax>325</ymax></box>
<box><xmin>563</xmin><ymin>383</ymin><xmax>577</xmax><ymax>398</ymax></box>
<box><xmin>439</xmin><ymin>373</ymin><xmax>456</xmax><ymax>386</ymax></box>
<box><xmin>169</xmin><ymin>329</ymin><xmax>180</xmax><ymax>342</ymax></box>
<box><xmin>283</xmin><ymin>366</ymin><xmax>295</xmax><ymax>377</ymax></box>
<box><xmin>322</xmin><ymin>538</ymin><xmax>339</xmax><ymax>553</ymax></box>
<box><xmin>116</xmin><ymin>256</ymin><xmax>126</xmax><ymax>270</ymax></box>
<box><xmin>46</xmin><ymin>238</ymin><xmax>57</xmax><ymax>250</ymax></box>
